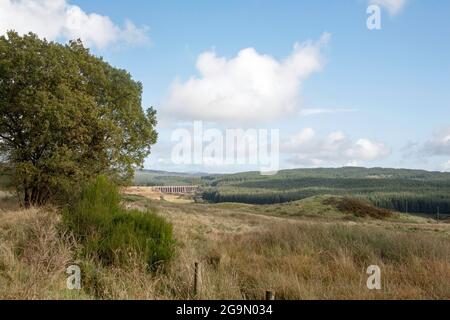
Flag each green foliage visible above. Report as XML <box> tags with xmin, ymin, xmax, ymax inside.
<box><xmin>201</xmin><ymin>167</ymin><xmax>450</xmax><ymax>215</ymax></box>
<box><xmin>63</xmin><ymin>176</ymin><xmax>174</xmax><ymax>269</ymax></box>
<box><xmin>98</xmin><ymin>209</ymin><xmax>175</xmax><ymax>267</ymax></box>
<box><xmin>0</xmin><ymin>163</ymin><xmax>12</xmax><ymax>189</ymax></box>
<box><xmin>0</xmin><ymin>32</ymin><xmax>158</xmax><ymax>207</ymax></box>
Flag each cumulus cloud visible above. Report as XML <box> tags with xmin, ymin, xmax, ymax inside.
<box><xmin>164</xmin><ymin>33</ymin><xmax>330</xmax><ymax>123</ymax></box>
<box><xmin>443</xmin><ymin>160</ymin><xmax>450</xmax><ymax>171</ymax></box>
<box><xmin>370</xmin><ymin>0</ymin><xmax>407</xmax><ymax>15</ymax></box>
<box><xmin>0</xmin><ymin>0</ymin><xmax>149</xmax><ymax>48</ymax></box>
<box><xmin>299</xmin><ymin>108</ymin><xmax>357</xmax><ymax>116</ymax></box>
<box><xmin>282</xmin><ymin>128</ymin><xmax>390</xmax><ymax>166</ymax></box>
<box><xmin>422</xmin><ymin>127</ymin><xmax>450</xmax><ymax>156</ymax></box>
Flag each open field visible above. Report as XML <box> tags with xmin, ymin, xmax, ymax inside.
<box><xmin>123</xmin><ymin>187</ymin><xmax>195</xmax><ymax>204</ymax></box>
<box><xmin>135</xmin><ymin>168</ymin><xmax>450</xmax><ymax>216</ymax></box>
<box><xmin>2</xmin><ymin>186</ymin><xmax>449</xmax><ymax>300</ymax></box>
<box><xmin>1</xmin><ymin>3</ymin><xmax>449</xmax><ymax>304</ymax></box>
<box><xmin>118</xmin><ymin>194</ymin><xmax>450</xmax><ymax>299</ymax></box>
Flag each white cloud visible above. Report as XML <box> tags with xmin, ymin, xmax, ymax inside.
<box><xmin>370</xmin><ymin>0</ymin><xmax>407</xmax><ymax>15</ymax></box>
<box><xmin>0</xmin><ymin>0</ymin><xmax>149</xmax><ymax>48</ymax></box>
<box><xmin>422</xmin><ymin>127</ymin><xmax>450</xmax><ymax>156</ymax></box>
<box><xmin>299</xmin><ymin>108</ymin><xmax>357</xmax><ymax>116</ymax></box>
<box><xmin>443</xmin><ymin>160</ymin><xmax>450</xmax><ymax>171</ymax></box>
<box><xmin>164</xmin><ymin>33</ymin><xmax>330</xmax><ymax>123</ymax></box>
<box><xmin>283</xmin><ymin>128</ymin><xmax>390</xmax><ymax>166</ymax></box>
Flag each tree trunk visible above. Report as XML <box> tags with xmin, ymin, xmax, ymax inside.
<box><xmin>23</xmin><ymin>188</ymin><xmax>31</xmax><ymax>208</ymax></box>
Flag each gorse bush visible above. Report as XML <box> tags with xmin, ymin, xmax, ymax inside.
<box><xmin>63</xmin><ymin>176</ymin><xmax>174</xmax><ymax>269</ymax></box>
<box><xmin>98</xmin><ymin>209</ymin><xmax>174</xmax><ymax>267</ymax></box>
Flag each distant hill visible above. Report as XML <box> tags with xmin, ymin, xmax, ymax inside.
<box><xmin>206</xmin><ymin>167</ymin><xmax>450</xmax><ymax>183</ymax></box>
<box><xmin>133</xmin><ymin>169</ymin><xmax>207</xmax><ymax>186</ymax></box>
<box><xmin>137</xmin><ymin>169</ymin><xmax>208</xmax><ymax>177</ymax></box>
<box><xmin>198</xmin><ymin>167</ymin><xmax>450</xmax><ymax>215</ymax></box>
<box><xmin>133</xmin><ymin>166</ymin><xmax>450</xmax><ymax>215</ymax></box>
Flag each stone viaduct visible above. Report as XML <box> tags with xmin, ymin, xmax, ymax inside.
<box><xmin>151</xmin><ymin>186</ymin><xmax>199</xmax><ymax>194</ymax></box>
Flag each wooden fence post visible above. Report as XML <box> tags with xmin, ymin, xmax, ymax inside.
<box><xmin>194</xmin><ymin>262</ymin><xmax>202</xmax><ymax>297</ymax></box>
<box><xmin>265</xmin><ymin>290</ymin><xmax>275</xmax><ymax>300</ymax></box>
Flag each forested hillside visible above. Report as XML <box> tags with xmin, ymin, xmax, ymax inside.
<box><xmin>200</xmin><ymin>167</ymin><xmax>450</xmax><ymax>215</ymax></box>
<box><xmin>134</xmin><ymin>169</ymin><xmax>205</xmax><ymax>186</ymax></box>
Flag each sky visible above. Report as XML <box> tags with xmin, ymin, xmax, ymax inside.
<box><xmin>1</xmin><ymin>0</ymin><xmax>450</xmax><ymax>173</ymax></box>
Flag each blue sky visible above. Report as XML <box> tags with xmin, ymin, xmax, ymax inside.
<box><xmin>1</xmin><ymin>0</ymin><xmax>450</xmax><ymax>173</ymax></box>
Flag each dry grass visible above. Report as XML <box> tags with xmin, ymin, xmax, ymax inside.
<box><xmin>0</xmin><ymin>208</ymin><xmax>82</xmax><ymax>299</ymax></box>
<box><xmin>125</xmin><ymin>198</ymin><xmax>450</xmax><ymax>300</ymax></box>
<box><xmin>0</xmin><ymin>190</ymin><xmax>20</xmax><ymax>212</ymax></box>
<box><xmin>0</xmin><ymin>207</ymin><xmax>162</xmax><ymax>300</ymax></box>
<box><xmin>195</xmin><ymin>223</ymin><xmax>450</xmax><ymax>299</ymax></box>
<box><xmin>144</xmin><ymin>207</ymin><xmax>449</xmax><ymax>300</ymax></box>
<box><xmin>1</xmin><ymin>195</ymin><xmax>449</xmax><ymax>300</ymax></box>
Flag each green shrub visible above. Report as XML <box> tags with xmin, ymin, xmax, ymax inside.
<box><xmin>63</xmin><ymin>175</ymin><xmax>174</xmax><ymax>269</ymax></box>
<box><xmin>97</xmin><ymin>209</ymin><xmax>174</xmax><ymax>267</ymax></box>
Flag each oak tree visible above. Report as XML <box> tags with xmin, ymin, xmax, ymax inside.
<box><xmin>0</xmin><ymin>31</ymin><xmax>157</xmax><ymax>207</ymax></box>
